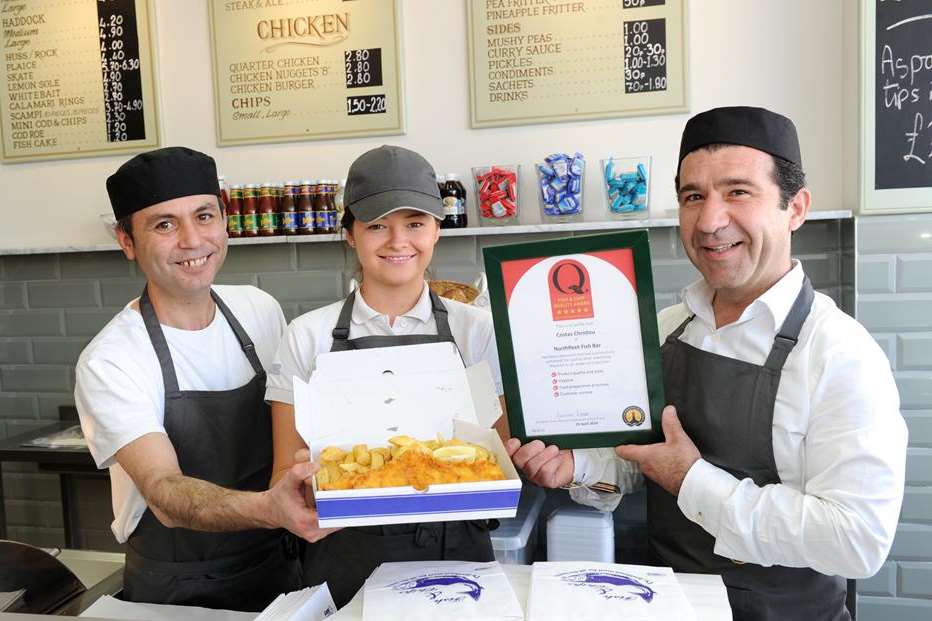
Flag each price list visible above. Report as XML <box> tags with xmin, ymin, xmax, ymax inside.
<box><xmin>344</xmin><ymin>48</ymin><xmax>383</xmax><ymax>89</ymax></box>
<box><xmin>623</xmin><ymin>18</ymin><xmax>667</xmax><ymax>94</ymax></box>
<box><xmin>623</xmin><ymin>0</ymin><xmax>666</xmax><ymax>7</ymax></box>
<box><xmin>208</xmin><ymin>0</ymin><xmax>404</xmax><ymax>145</ymax></box>
<box><xmin>467</xmin><ymin>0</ymin><xmax>686</xmax><ymax>128</ymax></box>
<box><xmin>0</xmin><ymin>0</ymin><xmax>159</xmax><ymax>162</ymax></box>
<box><xmin>97</xmin><ymin>0</ymin><xmax>146</xmax><ymax>142</ymax></box>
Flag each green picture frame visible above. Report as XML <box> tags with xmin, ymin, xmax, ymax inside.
<box><xmin>483</xmin><ymin>230</ymin><xmax>665</xmax><ymax>449</ymax></box>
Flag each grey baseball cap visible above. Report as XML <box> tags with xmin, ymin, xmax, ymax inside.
<box><xmin>344</xmin><ymin>145</ymin><xmax>443</xmax><ymax>222</ymax></box>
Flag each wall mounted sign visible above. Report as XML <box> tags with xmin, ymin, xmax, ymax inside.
<box><xmin>483</xmin><ymin>231</ymin><xmax>665</xmax><ymax>450</ymax></box>
<box><xmin>208</xmin><ymin>0</ymin><xmax>404</xmax><ymax>146</ymax></box>
<box><xmin>861</xmin><ymin>0</ymin><xmax>932</xmax><ymax>213</ymax></box>
<box><xmin>0</xmin><ymin>0</ymin><xmax>160</xmax><ymax>163</ymax></box>
<box><xmin>466</xmin><ymin>0</ymin><xmax>688</xmax><ymax>128</ymax></box>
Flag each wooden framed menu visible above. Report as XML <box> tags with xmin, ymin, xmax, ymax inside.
<box><xmin>208</xmin><ymin>0</ymin><xmax>405</xmax><ymax>146</ymax></box>
<box><xmin>0</xmin><ymin>0</ymin><xmax>160</xmax><ymax>163</ymax></box>
<box><xmin>483</xmin><ymin>231</ymin><xmax>665</xmax><ymax>450</ymax></box>
<box><xmin>467</xmin><ymin>0</ymin><xmax>688</xmax><ymax>128</ymax></box>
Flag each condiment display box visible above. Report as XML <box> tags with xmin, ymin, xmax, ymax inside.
<box><xmin>293</xmin><ymin>342</ymin><xmax>522</xmax><ymax>528</ymax></box>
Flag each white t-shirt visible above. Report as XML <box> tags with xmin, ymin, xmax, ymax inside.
<box><xmin>75</xmin><ymin>285</ymin><xmax>286</xmax><ymax>543</ymax></box>
<box><xmin>265</xmin><ymin>282</ymin><xmax>503</xmax><ymax>406</ymax></box>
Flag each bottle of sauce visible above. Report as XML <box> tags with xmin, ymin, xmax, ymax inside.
<box><xmin>441</xmin><ymin>173</ymin><xmax>468</xmax><ymax>229</ymax></box>
<box><xmin>281</xmin><ymin>181</ymin><xmax>299</xmax><ymax>236</ymax></box>
<box><xmin>258</xmin><ymin>182</ymin><xmax>278</xmax><ymax>236</ymax></box>
<box><xmin>335</xmin><ymin>178</ymin><xmax>347</xmax><ymax>226</ymax></box>
<box><xmin>218</xmin><ymin>175</ymin><xmax>230</xmax><ymax>211</ymax></box>
<box><xmin>320</xmin><ymin>180</ymin><xmax>337</xmax><ymax>234</ymax></box>
<box><xmin>311</xmin><ymin>181</ymin><xmax>325</xmax><ymax>235</ymax></box>
<box><xmin>242</xmin><ymin>183</ymin><xmax>259</xmax><ymax>237</ymax></box>
<box><xmin>297</xmin><ymin>180</ymin><xmax>315</xmax><ymax>235</ymax></box>
<box><xmin>227</xmin><ymin>184</ymin><xmax>243</xmax><ymax>238</ymax></box>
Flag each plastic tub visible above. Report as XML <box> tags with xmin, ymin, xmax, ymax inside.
<box><xmin>491</xmin><ymin>484</ymin><xmax>546</xmax><ymax>565</ymax></box>
<box><xmin>546</xmin><ymin>504</ymin><xmax>615</xmax><ymax>563</ymax></box>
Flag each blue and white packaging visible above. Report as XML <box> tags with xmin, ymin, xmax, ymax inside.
<box><xmin>527</xmin><ymin>562</ymin><xmax>696</xmax><ymax>621</ymax></box>
<box><xmin>293</xmin><ymin>342</ymin><xmax>522</xmax><ymax>528</ymax></box>
<box><xmin>362</xmin><ymin>561</ymin><xmax>524</xmax><ymax>621</ymax></box>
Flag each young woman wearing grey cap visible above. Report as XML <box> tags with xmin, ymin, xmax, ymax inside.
<box><xmin>264</xmin><ymin>145</ymin><xmax>508</xmax><ymax>607</ymax></box>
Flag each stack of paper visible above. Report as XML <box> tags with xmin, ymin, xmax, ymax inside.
<box><xmin>79</xmin><ymin>596</ymin><xmax>256</xmax><ymax>620</ymax></box>
<box><xmin>254</xmin><ymin>584</ymin><xmax>337</xmax><ymax>621</ymax></box>
<box><xmin>362</xmin><ymin>561</ymin><xmax>524</xmax><ymax>621</ymax></box>
<box><xmin>527</xmin><ymin>562</ymin><xmax>697</xmax><ymax>621</ymax></box>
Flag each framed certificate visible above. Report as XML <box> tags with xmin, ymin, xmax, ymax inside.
<box><xmin>483</xmin><ymin>231</ymin><xmax>664</xmax><ymax>449</ymax></box>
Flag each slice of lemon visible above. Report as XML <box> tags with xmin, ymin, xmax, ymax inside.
<box><xmin>433</xmin><ymin>445</ymin><xmax>478</xmax><ymax>463</ymax></box>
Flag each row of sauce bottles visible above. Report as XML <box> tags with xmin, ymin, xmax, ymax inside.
<box><xmin>221</xmin><ymin>179</ymin><xmax>345</xmax><ymax>237</ymax></box>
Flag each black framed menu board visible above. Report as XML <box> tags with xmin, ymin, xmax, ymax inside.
<box><xmin>861</xmin><ymin>0</ymin><xmax>932</xmax><ymax>213</ymax></box>
<box><xmin>208</xmin><ymin>0</ymin><xmax>405</xmax><ymax>146</ymax></box>
<box><xmin>0</xmin><ymin>0</ymin><xmax>160</xmax><ymax>163</ymax></box>
<box><xmin>467</xmin><ymin>0</ymin><xmax>688</xmax><ymax>128</ymax></box>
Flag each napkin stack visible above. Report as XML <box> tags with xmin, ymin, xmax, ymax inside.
<box><xmin>361</xmin><ymin>561</ymin><xmax>524</xmax><ymax>621</ymax></box>
<box><xmin>254</xmin><ymin>584</ymin><xmax>336</xmax><ymax>621</ymax></box>
<box><xmin>527</xmin><ymin>562</ymin><xmax>697</xmax><ymax>621</ymax></box>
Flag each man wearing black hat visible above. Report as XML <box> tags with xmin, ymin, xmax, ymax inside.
<box><xmin>75</xmin><ymin>147</ymin><xmax>332</xmax><ymax>611</ymax></box>
<box><xmin>508</xmin><ymin>108</ymin><xmax>907</xmax><ymax>619</ymax></box>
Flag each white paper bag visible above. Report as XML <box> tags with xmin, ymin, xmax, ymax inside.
<box><xmin>528</xmin><ymin>562</ymin><xmax>696</xmax><ymax>621</ymax></box>
<box><xmin>362</xmin><ymin>560</ymin><xmax>524</xmax><ymax>621</ymax></box>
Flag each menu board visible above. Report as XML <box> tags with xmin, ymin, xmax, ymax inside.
<box><xmin>208</xmin><ymin>0</ymin><xmax>404</xmax><ymax>146</ymax></box>
<box><xmin>467</xmin><ymin>0</ymin><xmax>687</xmax><ymax>128</ymax></box>
<box><xmin>0</xmin><ymin>0</ymin><xmax>159</xmax><ymax>163</ymax></box>
<box><xmin>861</xmin><ymin>0</ymin><xmax>932</xmax><ymax>213</ymax></box>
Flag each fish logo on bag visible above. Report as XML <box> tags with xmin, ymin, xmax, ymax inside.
<box><xmin>389</xmin><ymin>573</ymin><xmax>484</xmax><ymax>604</ymax></box>
<box><xmin>557</xmin><ymin>569</ymin><xmax>656</xmax><ymax>602</ymax></box>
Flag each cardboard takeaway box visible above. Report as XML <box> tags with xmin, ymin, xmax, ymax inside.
<box><xmin>293</xmin><ymin>341</ymin><xmax>522</xmax><ymax>528</ymax></box>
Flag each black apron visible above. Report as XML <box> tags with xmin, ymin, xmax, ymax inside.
<box><xmin>123</xmin><ymin>287</ymin><xmax>302</xmax><ymax>612</ymax></box>
<box><xmin>647</xmin><ymin>276</ymin><xmax>850</xmax><ymax>621</ymax></box>
<box><xmin>301</xmin><ymin>289</ymin><xmax>496</xmax><ymax>608</ymax></box>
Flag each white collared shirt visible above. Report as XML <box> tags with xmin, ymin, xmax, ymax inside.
<box><xmin>265</xmin><ymin>282</ymin><xmax>503</xmax><ymax>405</ymax></box>
<box><xmin>570</xmin><ymin>262</ymin><xmax>907</xmax><ymax>578</ymax></box>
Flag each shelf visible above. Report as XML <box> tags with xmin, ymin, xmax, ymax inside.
<box><xmin>0</xmin><ymin>210</ymin><xmax>853</xmax><ymax>256</ymax></box>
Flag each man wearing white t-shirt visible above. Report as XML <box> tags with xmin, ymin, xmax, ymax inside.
<box><xmin>75</xmin><ymin>147</ymin><xmax>332</xmax><ymax>611</ymax></box>
<box><xmin>506</xmin><ymin>108</ymin><xmax>907</xmax><ymax>620</ymax></box>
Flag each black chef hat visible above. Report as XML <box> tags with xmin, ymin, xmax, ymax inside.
<box><xmin>106</xmin><ymin>147</ymin><xmax>220</xmax><ymax>220</ymax></box>
<box><xmin>678</xmin><ymin>106</ymin><xmax>802</xmax><ymax>171</ymax></box>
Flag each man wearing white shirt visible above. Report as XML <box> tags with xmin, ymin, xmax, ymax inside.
<box><xmin>507</xmin><ymin>107</ymin><xmax>907</xmax><ymax>620</ymax></box>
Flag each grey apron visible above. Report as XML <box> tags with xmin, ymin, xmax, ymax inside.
<box><xmin>300</xmin><ymin>289</ymin><xmax>496</xmax><ymax>608</ymax></box>
<box><xmin>647</xmin><ymin>276</ymin><xmax>850</xmax><ymax>621</ymax></box>
<box><xmin>123</xmin><ymin>287</ymin><xmax>302</xmax><ymax>611</ymax></box>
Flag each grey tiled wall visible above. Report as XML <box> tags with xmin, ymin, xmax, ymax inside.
<box><xmin>0</xmin><ymin>220</ymin><xmax>853</xmax><ymax>554</ymax></box>
<box><xmin>856</xmin><ymin>214</ymin><xmax>932</xmax><ymax>620</ymax></box>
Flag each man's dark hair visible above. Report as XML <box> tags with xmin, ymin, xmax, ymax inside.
<box><xmin>675</xmin><ymin>143</ymin><xmax>807</xmax><ymax>210</ymax></box>
<box><xmin>115</xmin><ymin>195</ymin><xmax>225</xmax><ymax>240</ymax></box>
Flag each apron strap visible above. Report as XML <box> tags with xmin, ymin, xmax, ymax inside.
<box><xmin>211</xmin><ymin>290</ymin><xmax>264</xmax><ymax>377</ymax></box>
<box><xmin>763</xmin><ymin>276</ymin><xmax>815</xmax><ymax>371</ymax></box>
<box><xmin>428</xmin><ymin>290</ymin><xmax>454</xmax><ymax>339</ymax></box>
<box><xmin>139</xmin><ymin>286</ymin><xmax>181</xmax><ymax>394</ymax></box>
<box><xmin>331</xmin><ymin>290</ymin><xmax>356</xmax><ymax>342</ymax></box>
<box><xmin>666</xmin><ymin>314</ymin><xmax>696</xmax><ymax>344</ymax></box>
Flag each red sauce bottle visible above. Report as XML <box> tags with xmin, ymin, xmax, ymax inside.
<box><xmin>242</xmin><ymin>184</ymin><xmax>259</xmax><ymax>237</ymax></box>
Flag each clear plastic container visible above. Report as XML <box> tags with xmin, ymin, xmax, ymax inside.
<box><xmin>546</xmin><ymin>505</ymin><xmax>615</xmax><ymax>562</ymax></box>
<box><xmin>491</xmin><ymin>485</ymin><xmax>546</xmax><ymax>564</ymax></box>
<box><xmin>602</xmin><ymin>156</ymin><xmax>650</xmax><ymax>219</ymax></box>
<box><xmin>536</xmin><ymin>155</ymin><xmax>585</xmax><ymax>224</ymax></box>
<box><xmin>472</xmin><ymin>165</ymin><xmax>520</xmax><ymax>226</ymax></box>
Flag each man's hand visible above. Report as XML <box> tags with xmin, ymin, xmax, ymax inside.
<box><xmin>506</xmin><ymin>438</ymin><xmax>575</xmax><ymax>489</ymax></box>
<box><xmin>615</xmin><ymin>406</ymin><xmax>700</xmax><ymax>496</ymax></box>
<box><xmin>266</xmin><ymin>459</ymin><xmax>340</xmax><ymax>543</ymax></box>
